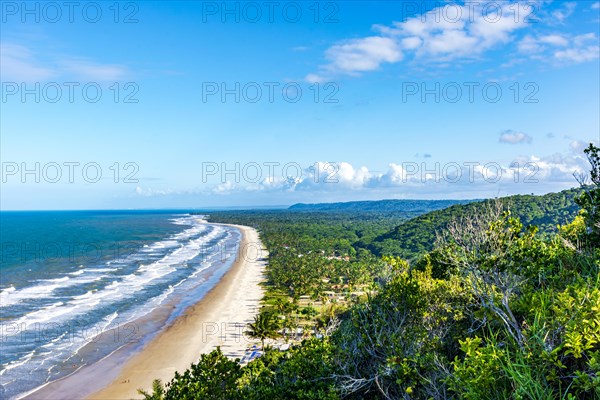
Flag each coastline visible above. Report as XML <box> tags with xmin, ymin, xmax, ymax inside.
<box><xmin>25</xmin><ymin>224</ymin><xmax>266</xmax><ymax>400</ymax></box>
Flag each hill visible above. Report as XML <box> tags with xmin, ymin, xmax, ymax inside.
<box><xmin>365</xmin><ymin>188</ymin><xmax>583</xmax><ymax>260</ymax></box>
<box><xmin>289</xmin><ymin>199</ymin><xmax>475</xmax><ymax>213</ymax></box>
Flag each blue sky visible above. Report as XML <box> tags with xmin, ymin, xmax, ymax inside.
<box><xmin>1</xmin><ymin>0</ymin><xmax>599</xmax><ymax>210</ymax></box>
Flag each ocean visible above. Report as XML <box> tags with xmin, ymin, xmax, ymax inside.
<box><xmin>0</xmin><ymin>211</ymin><xmax>241</xmax><ymax>399</ymax></box>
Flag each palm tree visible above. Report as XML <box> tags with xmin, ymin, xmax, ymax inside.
<box><xmin>274</xmin><ymin>298</ymin><xmax>291</xmax><ymax>315</ymax></box>
<box><xmin>137</xmin><ymin>379</ymin><xmax>165</xmax><ymax>400</ymax></box>
<box><xmin>246</xmin><ymin>312</ymin><xmax>279</xmax><ymax>350</ymax></box>
<box><xmin>280</xmin><ymin>312</ymin><xmax>298</xmax><ymax>343</ymax></box>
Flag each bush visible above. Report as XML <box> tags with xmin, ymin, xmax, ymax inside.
<box><xmin>164</xmin><ymin>348</ymin><xmax>242</xmax><ymax>400</ymax></box>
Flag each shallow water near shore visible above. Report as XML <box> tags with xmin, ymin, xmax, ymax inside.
<box><xmin>0</xmin><ymin>211</ymin><xmax>241</xmax><ymax>399</ymax></box>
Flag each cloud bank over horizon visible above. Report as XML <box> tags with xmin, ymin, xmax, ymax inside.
<box><xmin>125</xmin><ymin>140</ymin><xmax>598</xmax><ymax>207</ymax></box>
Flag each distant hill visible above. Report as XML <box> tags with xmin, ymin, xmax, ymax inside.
<box><xmin>289</xmin><ymin>199</ymin><xmax>475</xmax><ymax>213</ymax></box>
<box><xmin>365</xmin><ymin>188</ymin><xmax>583</xmax><ymax>260</ymax></box>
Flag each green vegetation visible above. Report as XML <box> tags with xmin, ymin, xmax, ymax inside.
<box><xmin>367</xmin><ymin>188</ymin><xmax>582</xmax><ymax>261</ymax></box>
<box><xmin>288</xmin><ymin>199</ymin><xmax>474</xmax><ymax>213</ymax></box>
<box><xmin>575</xmin><ymin>144</ymin><xmax>600</xmax><ymax>244</ymax></box>
<box><xmin>140</xmin><ymin>145</ymin><xmax>599</xmax><ymax>399</ymax></box>
<box><xmin>247</xmin><ymin>312</ymin><xmax>279</xmax><ymax>350</ymax></box>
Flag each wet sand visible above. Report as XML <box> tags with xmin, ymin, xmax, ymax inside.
<box><xmin>25</xmin><ymin>224</ymin><xmax>266</xmax><ymax>400</ymax></box>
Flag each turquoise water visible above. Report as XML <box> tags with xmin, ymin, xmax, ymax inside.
<box><xmin>0</xmin><ymin>211</ymin><xmax>240</xmax><ymax>399</ymax></box>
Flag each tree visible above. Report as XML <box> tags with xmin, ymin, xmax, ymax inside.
<box><xmin>437</xmin><ymin>202</ymin><xmax>528</xmax><ymax>347</ymax></box>
<box><xmin>164</xmin><ymin>348</ymin><xmax>241</xmax><ymax>400</ymax></box>
<box><xmin>246</xmin><ymin>312</ymin><xmax>279</xmax><ymax>350</ymax></box>
<box><xmin>575</xmin><ymin>143</ymin><xmax>600</xmax><ymax>246</ymax></box>
<box><xmin>138</xmin><ymin>379</ymin><xmax>165</xmax><ymax>400</ymax></box>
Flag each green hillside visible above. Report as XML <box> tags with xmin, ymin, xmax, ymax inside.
<box><xmin>366</xmin><ymin>188</ymin><xmax>582</xmax><ymax>260</ymax></box>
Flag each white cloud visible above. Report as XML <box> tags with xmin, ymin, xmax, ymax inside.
<box><xmin>213</xmin><ymin>181</ymin><xmax>236</xmax><ymax>194</ymax></box>
<box><xmin>424</xmin><ymin>29</ymin><xmax>479</xmax><ymax>57</ymax></box>
<box><xmin>513</xmin><ymin>152</ymin><xmax>587</xmax><ymax>184</ymax></box>
<box><xmin>327</xmin><ymin>36</ymin><xmax>402</xmax><ymax>72</ymax></box>
<box><xmin>555</xmin><ymin>34</ymin><xmax>600</xmax><ymax>63</ymax></box>
<box><xmin>499</xmin><ymin>130</ymin><xmax>533</xmax><ymax>144</ymax></box>
<box><xmin>0</xmin><ymin>42</ymin><xmax>129</xmax><ymax>82</ymax></box>
<box><xmin>569</xmin><ymin>140</ymin><xmax>589</xmax><ymax>154</ymax></box>
<box><xmin>401</xmin><ymin>36</ymin><xmax>422</xmax><ymax>50</ymax></box>
<box><xmin>336</xmin><ymin>162</ymin><xmax>371</xmax><ymax>186</ymax></box>
<box><xmin>518</xmin><ymin>35</ymin><xmax>543</xmax><ymax>54</ymax></box>
<box><xmin>135</xmin><ymin>186</ymin><xmax>174</xmax><ymax>197</ymax></box>
<box><xmin>307</xmin><ymin>2</ymin><xmax>598</xmax><ymax>81</ymax></box>
<box><xmin>395</xmin><ymin>2</ymin><xmax>530</xmax><ymax>58</ymax></box>
<box><xmin>199</xmin><ymin>150</ymin><xmax>588</xmax><ymax>199</ymax></box>
<box><xmin>304</xmin><ymin>73</ymin><xmax>327</xmax><ymax>84</ymax></box>
<box><xmin>551</xmin><ymin>2</ymin><xmax>576</xmax><ymax>23</ymax></box>
<box><xmin>307</xmin><ymin>2</ymin><xmax>530</xmax><ymax>81</ymax></box>
<box><xmin>59</xmin><ymin>59</ymin><xmax>128</xmax><ymax>81</ymax></box>
<box><xmin>0</xmin><ymin>43</ymin><xmax>55</xmax><ymax>82</ymax></box>
<box><xmin>574</xmin><ymin>33</ymin><xmax>597</xmax><ymax>46</ymax></box>
<box><xmin>539</xmin><ymin>34</ymin><xmax>569</xmax><ymax>47</ymax></box>
<box><xmin>306</xmin><ymin>36</ymin><xmax>402</xmax><ymax>81</ymax></box>
<box><xmin>593</xmin><ymin>2</ymin><xmax>600</xmax><ymax>10</ymax></box>
<box><xmin>517</xmin><ymin>32</ymin><xmax>599</xmax><ymax>64</ymax></box>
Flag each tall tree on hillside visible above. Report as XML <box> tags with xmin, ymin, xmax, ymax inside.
<box><xmin>575</xmin><ymin>143</ymin><xmax>600</xmax><ymax>246</ymax></box>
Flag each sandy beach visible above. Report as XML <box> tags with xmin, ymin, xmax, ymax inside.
<box><xmin>25</xmin><ymin>224</ymin><xmax>266</xmax><ymax>400</ymax></box>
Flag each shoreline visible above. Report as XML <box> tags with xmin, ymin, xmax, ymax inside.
<box><xmin>25</xmin><ymin>224</ymin><xmax>266</xmax><ymax>400</ymax></box>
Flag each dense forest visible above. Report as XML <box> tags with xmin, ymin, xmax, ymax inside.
<box><xmin>204</xmin><ymin>188</ymin><xmax>581</xmax><ymax>264</ymax></box>
<box><xmin>367</xmin><ymin>188</ymin><xmax>583</xmax><ymax>260</ymax></box>
<box><xmin>141</xmin><ymin>144</ymin><xmax>599</xmax><ymax>399</ymax></box>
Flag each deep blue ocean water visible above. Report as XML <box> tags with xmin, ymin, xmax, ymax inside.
<box><xmin>0</xmin><ymin>211</ymin><xmax>240</xmax><ymax>399</ymax></box>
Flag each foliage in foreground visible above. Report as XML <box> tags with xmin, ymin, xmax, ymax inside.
<box><xmin>140</xmin><ymin>342</ymin><xmax>338</xmax><ymax>400</ymax></box>
<box><xmin>142</xmin><ymin>217</ymin><xmax>599</xmax><ymax>399</ymax></box>
<box><xmin>141</xmin><ymin>146</ymin><xmax>599</xmax><ymax>399</ymax></box>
